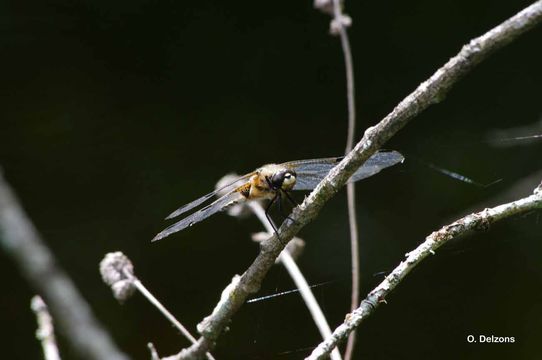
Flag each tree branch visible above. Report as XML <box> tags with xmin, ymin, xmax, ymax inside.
<box><xmin>164</xmin><ymin>1</ymin><xmax>542</xmax><ymax>358</ymax></box>
<box><xmin>307</xmin><ymin>181</ymin><xmax>542</xmax><ymax>359</ymax></box>
<box><xmin>0</xmin><ymin>173</ymin><xmax>129</xmax><ymax>360</ymax></box>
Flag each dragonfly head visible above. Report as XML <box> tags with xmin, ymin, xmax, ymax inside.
<box><xmin>270</xmin><ymin>169</ymin><xmax>297</xmax><ymax>191</ymax></box>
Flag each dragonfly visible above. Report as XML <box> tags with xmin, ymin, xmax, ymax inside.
<box><xmin>152</xmin><ymin>150</ymin><xmax>404</xmax><ymax>242</ymax></box>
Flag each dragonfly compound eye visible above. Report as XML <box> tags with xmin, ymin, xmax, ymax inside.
<box><xmin>270</xmin><ymin>170</ymin><xmax>295</xmax><ymax>190</ymax></box>
<box><xmin>279</xmin><ymin>171</ymin><xmax>296</xmax><ymax>190</ymax></box>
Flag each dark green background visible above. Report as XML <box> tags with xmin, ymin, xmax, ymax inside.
<box><xmin>1</xmin><ymin>1</ymin><xmax>541</xmax><ymax>359</ymax></box>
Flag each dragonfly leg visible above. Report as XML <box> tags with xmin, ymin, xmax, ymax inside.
<box><xmin>264</xmin><ymin>193</ymin><xmax>281</xmax><ymax>240</ymax></box>
<box><xmin>283</xmin><ymin>191</ymin><xmax>298</xmax><ymax>206</ymax></box>
<box><xmin>279</xmin><ymin>190</ymin><xmax>298</xmax><ymax>224</ymax></box>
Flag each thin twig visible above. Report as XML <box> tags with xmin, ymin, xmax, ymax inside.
<box><xmin>327</xmin><ymin>0</ymin><xmax>359</xmax><ymax>357</ymax></box>
<box><xmin>99</xmin><ymin>252</ymin><xmax>215</xmax><ymax>360</ymax></box>
<box><xmin>0</xmin><ymin>173</ymin><xmax>129</xmax><ymax>360</ymax></box>
<box><xmin>344</xmin><ymin>188</ymin><xmax>358</xmax><ymax>360</ymax></box>
<box><xmin>248</xmin><ymin>202</ymin><xmax>342</xmax><ymax>360</ymax></box>
<box><xmin>148</xmin><ymin>343</ymin><xmax>161</xmax><ymax>360</ymax></box>
<box><xmin>130</xmin><ymin>274</ymin><xmax>216</xmax><ymax>360</ymax></box>
<box><xmin>31</xmin><ymin>296</ymin><xmax>62</xmax><ymax>360</ymax></box>
<box><xmin>132</xmin><ymin>274</ymin><xmax>196</xmax><ymax>344</ymax></box>
<box><xmin>307</xmin><ymin>182</ymin><xmax>542</xmax><ymax>359</ymax></box>
<box><xmin>164</xmin><ymin>2</ymin><xmax>542</xmax><ymax>358</ymax></box>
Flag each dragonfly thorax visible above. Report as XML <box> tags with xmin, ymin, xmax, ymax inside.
<box><xmin>254</xmin><ymin>164</ymin><xmax>297</xmax><ymax>194</ymax></box>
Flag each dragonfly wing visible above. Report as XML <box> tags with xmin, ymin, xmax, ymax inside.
<box><xmin>153</xmin><ymin>190</ymin><xmax>246</xmax><ymax>241</ymax></box>
<box><xmin>293</xmin><ymin>172</ymin><xmax>332</xmax><ymax>191</ymax></box>
<box><xmin>350</xmin><ymin>150</ymin><xmax>404</xmax><ymax>182</ymax></box>
<box><xmin>291</xmin><ymin>150</ymin><xmax>403</xmax><ymax>191</ymax></box>
<box><xmin>283</xmin><ymin>157</ymin><xmax>340</xmax><ymax>191</ymax></box>
<box><xmin>165</xmin><ymin>173</ymin><xmax>252</xmax><ymax>220</ymax></box>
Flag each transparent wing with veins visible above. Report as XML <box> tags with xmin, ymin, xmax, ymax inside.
<box><xmin>152</xmin><ymin>189</ymin><xmax>247</xmax><ymax>242</ymax></box>
<box><xmin>164</xmin><ymin>172</ymin><xmax>254</xmax><ymax>220</ymax></box>
<box><xmin>286</xmin><ymin>150</ymin><xmax>404</xmax><ymax>190</ymax></box>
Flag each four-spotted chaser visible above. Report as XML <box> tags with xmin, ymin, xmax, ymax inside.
<box><xmin>152</xmin><ymin>150</ymin><xmax>403</xmax><ymax>241</ymax></box>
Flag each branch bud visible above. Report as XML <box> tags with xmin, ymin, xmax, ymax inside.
<box><xmin>99</xmin><ymin>252</ymin><xmax>136</xmax><ymax>302</ymax></box>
